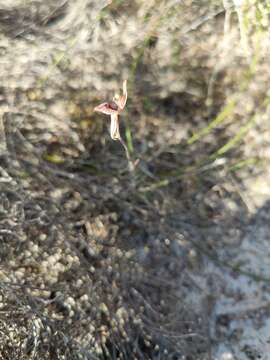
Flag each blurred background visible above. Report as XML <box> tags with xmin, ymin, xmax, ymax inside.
<box><xmin>0</xmin><ymin>0</ymin><xmax>270</xmax><ymax>359</ymax></box>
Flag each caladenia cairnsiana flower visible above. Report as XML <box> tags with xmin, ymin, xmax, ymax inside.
<box><xmin>94</xmin><ymin>80</ymin><xmax>127</xmax><ymax>141</ymax></box>
<box><xmin>94</xmin><ymin>80</ymin><xmax>137</xmax><ymax>171</ymax></box>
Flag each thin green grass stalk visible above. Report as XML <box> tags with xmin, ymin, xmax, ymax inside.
<box><xmin>125</xmin><ymin>125</ymin><xmax>134</xmax><ymax>154</ymax></box>
<box><xmin>187</xmin><ymin>99</ymin><xmax>236</xmax><ymax>145</ymax></box>
<box><xmin>130</xmin><ymin>35</ymin><xmax>152</xmax><ymax>84</ymax></box>
<box><xmin>140</xmin><ymin>111</ymin><xmax>265</xmax><ymax>191</ymax></box>
<box><xmin>210</xmin><ymin>114</ymin><xmax>257</xmax><ymax>160</ymax></box>
<box><xmin>239</xmin><ymin>51</ymin><xmax>260</xmax><ymax>91</ymax></box>
<box><xmin>0</xmin><ymin>115</ymin><xmax>7</xmax><ymax>156</ymax></box>
<box><xmin>119</xmin><ymin>137</ymin><xmax>135</xmax><ymax>172</ymax></box>
<box><xmin>127</xmin><ymin>2</ymin><xmax>179</xmax><ymax>173</ymax></box>
<box><xmin>228</xmin><ymin>157</ymin><xmax>263</xmax><ymax>172</ymax></box>
<box><xmin>139</xmin><ymin>179</ymin><xmax>169</xmax><ymax>192</ymax></box>
<box><xmin>139</xmin><ymin>165</ymin><xmax>197</xmax><ymax>192</ymax></box>
<box><xmin>211</xmin><ymin>90</ymin><xmax>270</xmax><ymax>161</ymax></box>
<box><xmin>235</xmin><ymin>1</ymin><xmax>250</xmax><ymax>56</ymax></box>
<box><xmin>188</xmin><ymin>45</ymin><xmax>262</xmax><ymax>147</ymax></box>
<box><xmin>127</xmin><ymin>6</ymin><xmax>171</xmax><ymax>172</ymax></box>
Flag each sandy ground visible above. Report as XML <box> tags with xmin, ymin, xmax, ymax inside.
<box><xmin>211</xmin><ymin>174</ymin><xmax>270</xmax><ymax>360</ymax></box>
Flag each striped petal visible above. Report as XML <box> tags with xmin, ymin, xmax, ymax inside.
<box><xmin>94</xmin><ymin>101</ymin><xmax>119</xmax><ymax>115</ymax></box>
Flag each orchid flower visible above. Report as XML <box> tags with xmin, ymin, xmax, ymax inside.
<box><xmin>94</xmin><ymin>80</ymin><xmax>127</xmax><ymax>141</ymax></box>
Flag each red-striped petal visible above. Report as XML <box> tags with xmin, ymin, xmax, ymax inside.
<box><xmin>94</xmin><ymin>102</ymin><xmax>119</xmax><ymax>115</ymax></box>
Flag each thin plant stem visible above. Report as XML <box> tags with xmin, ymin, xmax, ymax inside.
<box><xmin>119</xmin><ymin>137</ymin><xmax>135</xmax><ymax>172</ymax></box>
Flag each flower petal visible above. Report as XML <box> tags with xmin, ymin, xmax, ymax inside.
<box><xmin>110</xmin><ymin>113</ymin><xmax>121</xmax><ymax>140</ymax></box>
<box><xmin>94</xmin><ymin>102</ymin><xmax>119</xmax><ymax>115</ymax></box>
<box><xmin>114</xmin><ymin>80</ymin><xmax>127</xmax><ymax>111</ymax></box>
